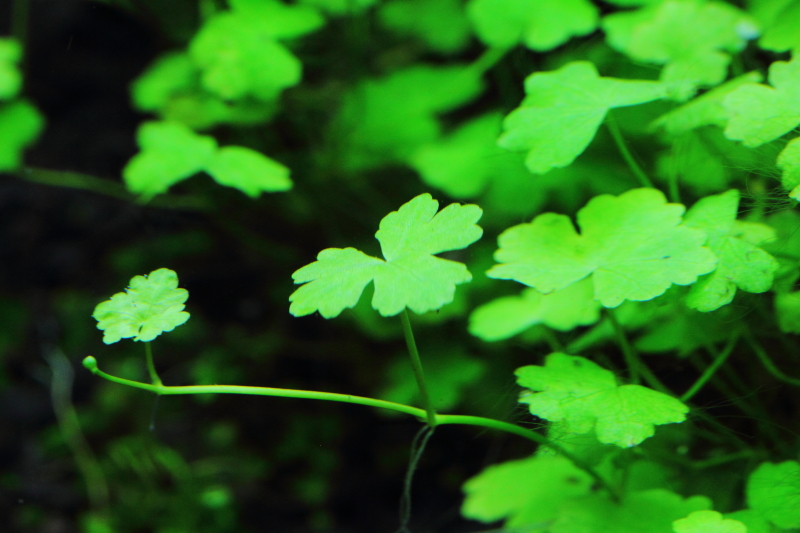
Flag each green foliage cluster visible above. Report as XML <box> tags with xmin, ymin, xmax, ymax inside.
<box><xmin>11</xmin><ymin>0</ymin><xmax>800</xmax><ymax>531</ymax></box>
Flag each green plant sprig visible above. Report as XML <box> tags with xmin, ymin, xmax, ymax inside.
<box><xmin>80</xmin><ymin>354</ymin><xmax>619</xmax><ymax>499</ymax></box>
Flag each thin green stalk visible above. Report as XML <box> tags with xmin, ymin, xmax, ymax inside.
<box><xmin>606</xmin><ymin>309</ymin><xmax>671</xmax><ymax>394</ymax></box>
<box><xmin>681</xmin><ymin>332</ymin><xmax>739</xmax><ymax>402</ymax></box>
<box><xmin>606</xmin><ymin>113</ymin><xmax>653</xmax><ymax>188</ymax></box>
<box><xmin>469</xmin><ymin>47</ymin><xmax>508</xmax><ymax>76</ymax></box>
<box><xmin>400</xmin><ymin>310</ymin><xmax>437</xmax><ymax>427</ymax></box>
<box><xmin>82</xmin><ymin>356</ymin><xmax>620</xmax><ymax>500</ymax></box>
<box><xmin>144</xmin><ymin>342</ymin><xmax>162</xmax><ymax>387</ymax></box>
<box><xmin>744</xmin><ymin>327</ymin><xmax>800</xmax><ymax>388</ymax></box>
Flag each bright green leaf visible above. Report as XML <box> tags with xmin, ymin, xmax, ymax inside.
<box><xmin>602</xmin><ymin>0</ymin><xmax>757</xmax><ymax>100</ymax></box>
<box><xmin>123</xmin><ymin>121</ymin><xmax>218</xmax><ymax>198</ymax></box>
<box><xmin>0</xmin><ymin>38</ymin><xmax>22</xmax><ymax>100</ymax></box>
<box><xmin>751</xmin><ymin>0</ymin><xmax>800</xmax><ymax>53</ymax></box>
<box><xmin>775</xmin><ymin>291</ymin><xmax>800</xmax><ymax>333</ymax></box>
<box><xmin>488</xmin><ymin>188</ymin><xmax>717</xmax><ymax>308</ymax></box>
<box><xmin>498</xmin><ymin>61</ymin><xmax>666</xmax><ymax>173</ymax></box>
<box><xmin>746</xmin><ymin>460</ymin><xmax>800</xmax><ymax>529</ymax></box>
<box><xmin>189</xmin><ymin>0</ymin><xmax>323</xmax><ymax>100</ymax></box>
<box><xmin>92</xmin><ymin>268</ymin><xmax>190</xmax><ymax>344</ymax></box>
<box><xmin>550</xmin><ymin>490</ymin><xmax>711</xmax><ymax>533</ymax></box>
<box><xmin>466</xmin><ymin>0</ymin><xmax>598</xmax><ymax>51</ymax></box>
<box><xmin>723</xmin><ymin>55</ymin><xmax>800</xmax><ymax>147</ymax></box>
<box><xmin>461</xmin><ymin>454</ymin><xmax>593</xmax><ymax>527</ymax></box>
<box><xmin>379</xmin><ymin>0</ymin><xmax>472</xmax><ymax>54</ymax></box>
<box><xmin>683</xmin><ymin>190</ymin><xmax>778</xmax><ymax>311</ymax></box>
<box><xmin>132</xmin><ymin>52</ymin><xmax>197</xmax><ymax>112</ymax></box>
<box><xmin>290</xmin><ymin>194</ymin><xmax>483</xmax><ymax>318</ymax></box>
<box><xmin>651</xmin><ymin>71</ymin><xmax>763</xmax><ymax>135</ymax></box>
<box><xmin>516</xmin><ymin>353</ymin><xmax>689</xmax><ymax>447</ymax></box>
<box><xmin>330</xmin><ymin>64</ymin><xmax>484</xmax><ymax>170</ymax></box>
<box><xmin>469</xmin><ymin>278</ymin><xmax>600</xmax><ymax>341</ymax></box>
<box><xmin>204</xmin><ymin>146</ymin><xmax>292</xmax><ymax>197</ymax></box>
<box><xmin>673</xmin><ymin>510</ymin><xmax>746</xmax><ymax>533</ymax></box>
<box><xmin>0</xmin><ymin>100</ymin><xmax>45</xmax><ymax>170</ymax></box>
<box><xmin>724</xmin><ymin>509</ymin><xmax>775</xmax><ymax>533</ymax></box>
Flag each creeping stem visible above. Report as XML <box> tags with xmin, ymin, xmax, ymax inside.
<box><xmin>82</xmin><ymin>356</ymin><xmax>619</xmax><ymax>500</ymax></box>
<box><xmin>400</xmin><ymin>310</ymin><xmax>437</xmax><ymax>427</ymax></box>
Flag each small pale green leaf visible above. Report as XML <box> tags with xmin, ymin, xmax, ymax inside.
<box><xmin>205</xmin><ymin>146</ymin><xmax>292</xmax><ymax>197</ymax></box>
<box><xmin>0</xmin><ymin>100</ymin><xmax>45</xmax><ymax>170</ymax></box>
<box><xmin>723</xmin><ymin>55</ymin><xmax>800</xmax><ymax>147</ymax></box>
<box><xmin>469</xmin><ymin>278</ymin><xmax>600</xmax><ymax>341</ymax></box>
<box><xmin>290</xmin><ymin>194</ymin><xmax>483</xmax><ymax>318</ymax></box>
<box><xmin>379</xmin><ymin>0</ymin><xmax>471</xmax><ymax>53</ymax></box>
<box><xmin>673</xmin><ymin>510</ymin><xmax>746</xmax><ymax>533</ymax></box>
<box><xmin>602</xmin><ymin>0</ymin><xmax>757</xmax><ymax>100</ymax></box>
<box><xmin>92</xmin><ymin>268</ymin><xmax>190</xmax><ymax>344</ymax></box>
<box><xmin>488</xmin><ymin>188</ymin><xmax>717</xmax><ymax>308</ymax></box>
<box><xmin>123</xmin><ymin>121</ymin><xmax>218</xmax><ymax>198</ymax></box>
<box><xmin>498</xmin><ymin>61</ymin><xmax>666</xmax><ymax>173</ymax></box>
<box><xmin>461</xmin><ymin>454</ymin><xmax>593</xmax><ymax>527</ymax></box>
<box><xmin>0</xmin><ymin>38</ymin><xmax>22</xmax><ymax>100</ymax></box>
<box><xmin>651</xmin><ymin>71</ymin><xmax>763</xmax><ymax>135</ymax></box>
<box><xmin>466</xmin><ymin>0</ymin><xmax>598</xmax><ymax>51</ymax></box>
<box><xmin>746</xmin><ymin>460</ymin><xmax>800</xmax><ymax>529</ymax></box>
<box><xmin>683</xmin><ymin>189</ymin><xmax>778</xmax><ymax>311</ymax></box>
<box><xmin>516</xmin><ymin>353</ymin><xmax>689</xmax><ymax>447</ymax></box>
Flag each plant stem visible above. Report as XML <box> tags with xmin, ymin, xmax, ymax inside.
<box><xmin>400</xmin><ymin>309</ymin><xmax>437</xmax><ymax>427</ymax></box>
<box><xmin>82</xmin><ymin>356</ymin><xmax>619</xmax><ymax>500</ymax></box>
<box><xmin>680</xmin><ymin>333</ymin><xmax>739</xmax><ymax>402</ymax></box>
<box><xmin>606</xmin><ymin>309</ymin><xmax>671</xmax><ymax>394</ymax></box>
<box><xmin>144</xmin><ymin>343</ymin><xmax>162</xmax><ymax>387</ymax></box>
<box><xmin>744</xmin><ymin>327</ymin><xmax>800</xmax><ymax>388</ymax></box>
<box><xmin>606</xmin><ymin>112</ymin><xmax>653</xmax><ymax>188</ymax></box>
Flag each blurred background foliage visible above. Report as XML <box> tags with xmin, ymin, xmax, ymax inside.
<box><xmin>0</xmin><ymin>0</ymin><xmax>797</xmax><ymax>531</ymax></box>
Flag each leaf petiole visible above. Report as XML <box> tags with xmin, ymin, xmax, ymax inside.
<box><xmin>400</xmin><ymin>309</ymin><xmax>437</xmax><ymax>427</ymax></box>
<box><xmin>144</xmin><ymin>342</ymin><xmax>162</xmax><ymax>388</ymax></box>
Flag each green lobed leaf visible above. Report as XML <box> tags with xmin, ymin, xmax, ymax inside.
<box><xmin>651</xmin><ymin>71</ymin><xmax>763</xmax><ymax>135</ymax></box>
<box><xmin>516</xmin><ymin>353</ymin><xmax>690</xmax><ymax>447</ymax></box>
<box><xmin>488</xmin><ymin>188</ymin><xmax>717</xmax><ymax>308</ymax></box>
<box><xmin>189</xmin><ymin>0</ymin><xmax>323</xmax><ymax>101</ymax></box>
<box><xmin>123</xmin><ymin>121</ymin><xmax>218</xmax><ymax>198</ymax></box>
<box><xmin>0</xmin><ymin>38</ymin><xmax>22</xmax><ymax>100</ymax></box>
<box><xmin>290</xmin><ymin>194</ymin><xmax>482</xmax><ymax>318</ymax></box>
<box><xmin>204</xmin><ymin>146</ymin><xmax>292</xmax><ymax>197</ymax></box>
<box><xmin>723</xmin><ymin>54</ymin><xmax>800</xmax><ymax>147</ymax></box>
<box><xmin>746</xmin><ymin>460</ymin><xmax>800</xmax><ymax>529</ymax></box>
<box><xmin>751</xmin><ymin>0</ymin><xmax>800</xmax><ymax>53</ymax></box>
<box><xmin>466</xmin><ymin>0</ymin><xmax>598</xmax><ymax>52</ymax></box>
<box><xmin>777</xmin><ymin>136</ymin><xmax>800</xmax><ymax>198</ymax></box>
<box><xmin>672</xmin><ymin>510</ymin><xmax>746</xmax><ymax>533</ymax></box>
<box><xmin>92</xmin><ymin>268</ymin><xmax>190</xmax><ymax>344</ymax></box>
<box><xmin>683</xmin><ymin>189</ymin><xmax>778</xmax><ymax>311</ymax></box>
<box><xmin>602</xmin><ymin>0</ymin><xmax>758</xmax><ymax>100</ymax></box>
<box><xmin>331</xmin><ymin>64</ymin><xmax>485</xmax><ymax>170</ymax></box>
<box><xmin>469</xmin><ymin>278</ymin><xmax>600</xmax><ymax>341</ymax></box>
<box><xmin>0</xmin><ymin>100</ymin><xmax>45</xmax><ymax>171</ymax></box>
<box><xmin>123</xmin><ymin>121</ymin><xmax>293</xmax><ymax>198</ymax></box>
<box><xmin>461</xmin><ymin>454</ymin><xmax>593</xmax><ymax>527</ymax></box>
<box><xmin>379</xmin><ymin>0</ymin><xmax>472</xmax><ymax>54</ymax></box>
<box><xmin>498</xmin><ymin>61</ymin><xmax>667</xmax><ymax>174</ymax></box>
<box><xmin>550</xmin><ymin>490</ymin><xmax>711</xmax><ymax>533</ymax></box>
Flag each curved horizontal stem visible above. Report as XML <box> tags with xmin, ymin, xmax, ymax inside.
<box><xmin>83</xmin><ymin>356</ymin><xmax>620</xmax><ymax>500</ymax></box>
